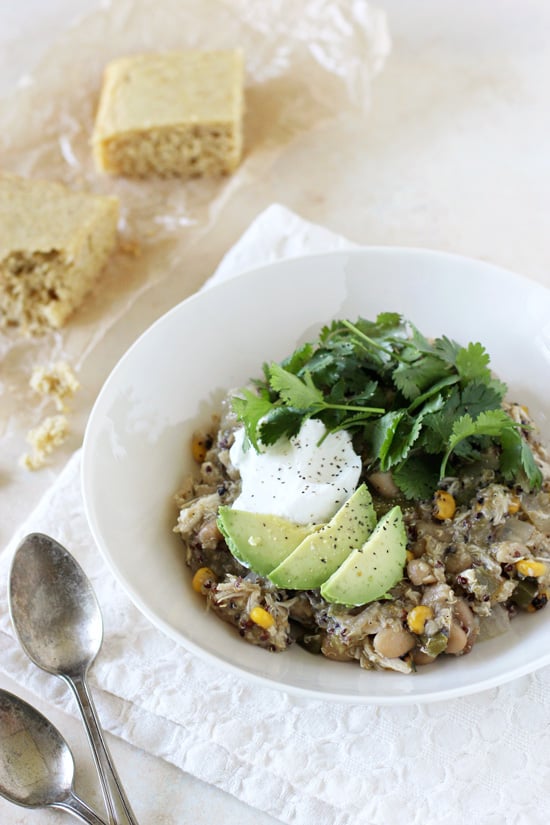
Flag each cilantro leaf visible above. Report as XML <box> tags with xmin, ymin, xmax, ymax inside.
<box><xmin>488</xmin><ymin>377</ymin><xmax>508</xmax><ymax>400</ymax></box>
<box><xmin>351</xmin><ymin>313</ymin><xmax>405</xmax><ymax>344</ymax></box>
<box><xmin>460</xmin><ymin>381</ymin><xmax>507</xmax><ymax>417</ymax></box>
<box><xmin>339</xmin><ymin>321</ymin><xmax>391</xmax><ymax>368</ymax></box>
<box><xmin>393</xmin><ymin>355</ymin><xmax>449</xmax><ymax>400</ymax></box>
<box><xmin>370</xmin><ymin>411</ymin><xmax>406</xmax><ymax>470</ymax></box>
<box><xmin>259</xmin><ymin>406</ymin><xmax>304</xmax><ymax>446</ymax></box>
<box><xmin>421</xmin><ymin>383</ymin><xmax>503</xmax><ymax>454</ymax></box>
<box><xmin>408</xmin><ymin>324</ymin><xmax>434</xmax><ymax>354</ymax></box>
<box><xmin>304</xmin><ymin>341</ymin><xmax>361</xmax><ymax>388</ymax></box>
<box><xmin>499</xmin><ymin>427</ymin><xmax>523</xmax><ymax>481</ymax></box>
<box><xmin>232</xmin><ymin>389</ymin><xmax>274</xmax><ymax>451</ymax></box>
<box><xmin>383</xmin><ymin>413</ymin><xmax>424</xmax><ymax>469</ymax></box>
<box><xmin>393</xmin><ymin>455</ymin><xmax>441</xmax><ymax>499</ymax></box>
<box><xmin>268</xmin><ymin>364</ymin><xmax>325</xmax><ymax>411</ymax></box>
<box><xmin>432</xmin><ymin>335</ymin><xmax>462</xmax><ymax>366</ymax></box>
<box><xmin>408</xmin><ymin>375</ymin><xmax>459</xmax><ymax>412</ymax></box>
<box><xmin>373</xmin><ymin>311</ymin><xmax>403</xmax><ymax>330</ymax></box>
<box><xmin>391</xmin><ymin>364</ymin><xmax>422</xmax><ymax>401</ymax></box>
<box><xmin>381</xmin><ymin>393</ymin><xmax>444</xmax><ymax>470</ymax></box>
<box><xmin>327</xmin><ymin>378</ymin><xmax>378</xmax><ymax>408</ymax></box>
<box><xmin>347</xmin><ymin>380</ymin><xmax>380</xmax><ymax>407</ymax></box>
<box><xmin>440</xmin><ymin>409</ymin><xmax>519</xmax><ymax>477</ymax></box>
<box><xmin>520</xmin><ymin>439</ymin><xmax>543</xmax><ymax>488</ymax></box>
<box><xmin>281</xmin><ymin>342</ymin><xmax>314</xmax><ymax>374</ymax></box>
<box><xmin>455</xmin><ymin>342</ymin><xmax>492</xmax><ymax>385</ymax></box>
<box><xmin>500</xmin><ymin>428</ymin><xmax>543</xmax><ymax>488</ymax></box>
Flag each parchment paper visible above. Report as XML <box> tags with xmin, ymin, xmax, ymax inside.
<box><xmin>0</xmin><ymin>0</ymin><xmax>389</xmax><ymax>535</ymax></box>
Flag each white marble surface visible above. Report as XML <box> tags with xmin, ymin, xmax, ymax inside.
<box><xmin>1</xmin><ymin>1</ymin><xmax>550</xmax><ymax>823</ymax></box>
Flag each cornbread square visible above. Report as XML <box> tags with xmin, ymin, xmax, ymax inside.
<box><xmin>92</xmin><ymin>50</ymin><xmax>244</xmax><ymax>178</ymax></box>
<box><xmin>0</xmin><ymin>174</ymin><xmax>119</xmax><ymax>334</ymax></box>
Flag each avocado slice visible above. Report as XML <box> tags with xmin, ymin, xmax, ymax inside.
<box><xmin>268</xmin><ymin>484</ymin><xmax>376</xmax><ymax>589</ymax></box>
<box><xmin>217</xmin><ymin>507</ymin><xmax>315</xmax><ymax>576</ymax></box>
<box><xmin>320</xmin><ymin>505</ymin><xmax>407</xmax><ymax>606</ymax></box>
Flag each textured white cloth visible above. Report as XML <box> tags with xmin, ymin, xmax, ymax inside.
<box><xmin>1</xmin><ymin>205</ymin><xmax>549</xmax><ymax>825</ymax></box>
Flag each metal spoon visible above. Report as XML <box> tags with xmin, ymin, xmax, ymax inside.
<box><xmin>0</xmin><ymin>689</ymin><xmax>107</xmax><ymax>825</ymax></box>
<box><xmin>9</xmin><ymin>533</ymin><xmax>139</xmax><ymax>825</ymax></box>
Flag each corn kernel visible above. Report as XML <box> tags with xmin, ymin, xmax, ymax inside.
<box><xmin>407</xmin><ymin>605</ymin><xmax>434</xmax><ymax>635</ymax></box>
<box><xmin>249</xmin><ymin>606</ymin><xmax>275</xmax><ymax>630</ymax></box>
<box><xmin>508</xmin><ymin>494</ymin><xmax>521</xmax><ymax>515</ymax></box>
<box><xmin>433</xmin><ymin>490</ymin><xmax>456</xmax><ymax>521</ymax></box>
<box><xmin>406</xmin><ymin>550</ymin><xmax>415</xmax><ymax>563</ymax></box>
<box><xmin>192</xmin><ymin>566</ymin><xmax>215</xmax><ymax>593</ymax></box>
<box><xmin>516</xmin><ymin>559</ymin><xmax>547</xmax><ymax>579</ymax></box>
<box><xmin>191</xmin><ymin>432</ymin><xmax>212</xmax><ymax>463</ymax></box>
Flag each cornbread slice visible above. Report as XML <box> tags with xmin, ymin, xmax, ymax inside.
<box><xmin>0</xmin><ymin>174</ymin><xmax>119</xmax><ymax>334</ymax></box>
<box><xmin>92</xmin><ymin>50</ymin><xmax>244</xmax><ymax>178</ymax></box>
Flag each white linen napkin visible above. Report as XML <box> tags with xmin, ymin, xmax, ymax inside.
<box><xmin>1</xmin><ymin>205</ymin><xmax>548</xmax><ymax>825</ymax></box>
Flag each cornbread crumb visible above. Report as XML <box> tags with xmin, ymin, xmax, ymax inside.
<box><xmin>92</xmin><ymin>50</ymin><xmax>244</xmax><ymax>178</ymax></box>
<box><xmin>29</xmin><ymin>362</ymin><xmax>80</xmax><ymax>412</ymax></box>
<box><xmin>0</xmin><ymin>174</ymin><xmax>119</xmax><ymax>335</ymax></box>
<box><xmin>21</xmin><ymin>415</ymin><xmax>70</xmax><ymax>470</ymax></box>
<box><xmin>119</xmin><ymin>238</ymin><xmax>142</xmax><ymax>257</ymax></box>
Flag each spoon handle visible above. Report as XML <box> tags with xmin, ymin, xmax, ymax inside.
<box><xmin>65</xmin><ymin>674</ymin><xmax>139</xmax><ymax>825</ymax></box>
<box><xmin>57</xmin><ymin>792</ymin><xmax>110</xmax><ymax>825</ymax></box>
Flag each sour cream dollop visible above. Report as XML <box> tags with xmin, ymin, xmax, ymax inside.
<box><xmin>229</xmin><ymin>418</ymin><xmax>362</xmax><ymax>525</ymax></box>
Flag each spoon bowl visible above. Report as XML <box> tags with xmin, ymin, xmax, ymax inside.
<box><xmin>9</xmin><ymin>533</ymin><xmax>138</xmax><ymax>825</ymax></box>
<box><xmin>0</xmin><ymin>689</ymin><xmax>107</xmax><ymax>824</ymax></box>
<box><xmin>9</xmin><ymin>532</ymin><xmax>103</xmax><ymax>677</ymax></box>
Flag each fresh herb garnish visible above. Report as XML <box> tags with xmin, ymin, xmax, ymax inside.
<box><xmin>231</xmin><ymin>313</ymin><xmax>543</xmax><ymax>498</ymax></box>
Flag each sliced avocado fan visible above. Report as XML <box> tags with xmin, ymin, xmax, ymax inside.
<box><xmin>320</xmin><ymin>505</ymin><xmax>407</xmax><ymax>607</ymax></box>
<box><xmin>268</xmin><ymin>484</ymin><xmax>376</xmax><ymax>590</ymax></box>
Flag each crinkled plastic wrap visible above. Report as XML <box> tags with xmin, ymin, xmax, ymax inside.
<box><xmin>0</xmin><ymin>0</ymin><xmax>390</xmax><ymax>532</ymax></box>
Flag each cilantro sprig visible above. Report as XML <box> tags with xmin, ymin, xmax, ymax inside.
<box><xmin>231</xmin><ymin>313</ymin><xmax>543</xmax><ymax>498</ymax></box>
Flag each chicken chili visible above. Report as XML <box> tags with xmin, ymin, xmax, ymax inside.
<box><xmin>174</xmin><ymin>314</ymin><xmax>550</xmax><ymax>673</ymax></box>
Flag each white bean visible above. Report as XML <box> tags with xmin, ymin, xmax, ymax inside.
<box><xmin>373</xmin><ymin>627</ymin><xmax>415</xmax><ymax>659</ymax></box>
<box><xmin>413</xmin><ymin>650</ymin><xmax>436</xmax><ymax>666</ymax></box>
<box><xmin>407</xmin><ymin>558</ymin><xmax>437</xmax><ymax>586</ymax></box>
<box><xmin>198</xmin><ymin>519</ymin><xmax>222</xmax><ymax>549</ymax></box>
<box><xmin>446</xmin><ymin>622</ymin><xmax>468</xmax><ymax>654</ymax></box>
<box><xmin>368</xmin><ymin>471</ymin><xmax>401</xmax><ymax>498</ymax></box>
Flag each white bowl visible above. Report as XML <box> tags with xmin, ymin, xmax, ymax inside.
<box><xmin>82</xmin><ymin>247</ymin><xmax>550</xmax><ymax>704</ymax></box>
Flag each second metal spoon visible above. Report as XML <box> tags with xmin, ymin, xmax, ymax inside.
<box><xmin>9</xmin><ymin>533</ymin><xmax>139</xmax><ymax>825</ymax></box>
<box><xmin>0</xmin><ymin>689</ymin><xmax>107</xmax><ymax>825</ymax></box>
